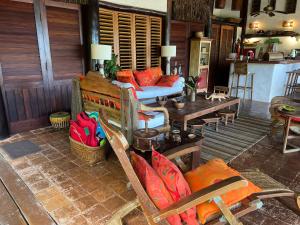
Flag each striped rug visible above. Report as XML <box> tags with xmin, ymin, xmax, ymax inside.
<box><xmin>200</xmin><ymin>115</ymin><xmax>271</xmax><ymax>163</ymax></box>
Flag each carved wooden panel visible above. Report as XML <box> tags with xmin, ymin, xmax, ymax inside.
<box><xmin>172</xmin><ymin>0</ymin><xmax>211</xmax><ymax>23</ymax></box>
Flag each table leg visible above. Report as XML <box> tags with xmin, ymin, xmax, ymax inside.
<box><xmin>236</xmin><ymin>102</ymin><xmax>240</xmax><ymax>117</ymax></box>
<box><xmin>183</xmin><ymin>120</ymin><xmax>188</xmax><ymax>131</ymax></box>
<box><xmin>192</xmin><ymin>147</ymin><xmax>201</xmax><ymax>169</ymax></box>
<box><xmin>282</xmin><ymin>117</ymin><xmax>291</xmax><ymax>154</ymax></box>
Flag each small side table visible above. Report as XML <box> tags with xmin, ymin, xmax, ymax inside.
<box><xmin>278</xmin><ymin>108</ymin><xmax>300</xmax><ymax>154</ymax></box>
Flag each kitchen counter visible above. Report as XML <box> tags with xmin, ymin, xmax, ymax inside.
<box><xmin>226</xmin><ymin>59</ymin><xmax>300</xmax><ymax>64</ymax></box>
<box><xmin>228</xmin><ymin>61</ymin><xmax>300</xmax><ymax>103</ymax></box>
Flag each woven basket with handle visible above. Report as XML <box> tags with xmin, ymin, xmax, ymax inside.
<box><xmin>69</xmin><ymin>124</ymin><xmax>105</xmax><ymax>166</ymax></box>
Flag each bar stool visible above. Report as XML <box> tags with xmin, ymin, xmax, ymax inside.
<box><xmin>229</xmin><ymin>62</ymin><xmax>254</xmax><ymax>101</ymax></box>
<box><xmin>285</xmin><ymin>69</ymin><xmax>300</xmax><ymax>96</ymax></box>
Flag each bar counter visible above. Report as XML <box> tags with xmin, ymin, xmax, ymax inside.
<box><xmin>228</xmin><ymin>60</ymin><xmax>300</xmax><ymax>103</ymax></box>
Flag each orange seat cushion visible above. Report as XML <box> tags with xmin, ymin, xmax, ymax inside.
<box><xmin>184</xmin><ymin>158</ymin><xmax>262</xmax><ymax>224</ymax></box>
<box><xmin>117</xmin><ymin>70</ymin><xmax>142</xmax><ymax>91</ymax></box>
<box><xmin>152</xmin><ymin>149</ymin><xmax>198</xmax><ymax>225</ymax></box>
<box><xmin>131</xmin><ymin>152</ymin><xmax>183</xmax><ymax>225</ymax></box>
<box><xmin>156</xmin><ymin>75</ymin><xmax>179</xmax><ymax>87</ymax></box>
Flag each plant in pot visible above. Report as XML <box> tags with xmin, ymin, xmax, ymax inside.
<box><xmin>104</xmin><ymin>53</ymin><xmax>121</xmax><ymax>80</ymax></box>
<box><xmin>185</xmin><ymin>75</ymin><xmax>199</xmax><ymax>102</ymax></box>
<box><xmin>264</xmin><ymin>38</ymin><xmax>282</xmax><ymax>52</ymax></box>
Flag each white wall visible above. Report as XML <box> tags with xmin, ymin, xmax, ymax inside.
<box><xmin>246</xmin><ymin>0</ymin><xmax>300</xmax><ymax>54</ymax></box>
<box><xmin>213</xmin><ymin>0</ymin><xmax>240</xmax><ymax>18</ymax></box>
<box><xmin>101</xmin><ymin>0</ymin><xmax>167</xmax><ymax>12</ymax></box>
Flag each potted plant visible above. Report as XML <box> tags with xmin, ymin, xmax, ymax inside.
<box><xmin>264</xmin><ymin>38</ymin><xmax>282</xmax><ymax>52</ymax></box>
<box><xmin>185</xmin><ymin>75</ymin><xmax>199</xmax><ymax>102</ymax></box>
<box><xmin>104</xmin><ymin>53</ymin><xmax>121</xmax><ymax>80</ymax></box>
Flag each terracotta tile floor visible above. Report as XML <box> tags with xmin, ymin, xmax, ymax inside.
<box><xmin>0</xmin><ymin>100</ymin><xmax>299</xmax><ymax>225</ymax></box>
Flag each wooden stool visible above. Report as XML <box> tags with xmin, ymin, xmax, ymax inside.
<box><xmin>188</xmin><ymin>119</ymin><xmax>207</xmax><ymax>135</ymax></box>
<box><xmin>277</xmin><ymin>108</ymin><xmax>300</xmax><ymax>154</ymax></box>
<box><xmin>230</xmin><ymin>62</ymin><xmax>254</xmax><ymax>101</ymax></box>
<box><xmin>189</xmin><ymin>113</ymin><xmax>221</xmax><ymax>132</ymax></box>
<box><xmin>218</xmin><ymin>109</ymin><xmax>235</xmax><ymax>125</ymax></box>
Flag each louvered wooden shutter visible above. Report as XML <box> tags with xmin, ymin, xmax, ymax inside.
<box><xmin>150</xmin><ymin>17</ymin><xmax>162</xmax><ymax>67</ymax></box>
<box><xmin>99</xmin><ymin>8</ymin><xmax>114</xmax><ymax>50</ymax></box>
<box><xmin>118</xmin><ymin>12</ymin><xmax>133</xmax><ymax>69</ymax></box>
<box><xmin>99</xmin><ymin>8</ymin><xmax>162</xmax><ymax>70</ymax></box>
<box><xmin>135</xmin><ymin>15</ymin><xmax>148</xmax><ymax>70</ymax></box>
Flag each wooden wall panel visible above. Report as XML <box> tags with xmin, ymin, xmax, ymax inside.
<box><xmin>0</xmin><ymin>0</ymin><xmax>83</xmax><ymax>134</ymax></box>
<box><xmin>0</xmin><ymin>1</ymin><xmax>43</xmax><ymax>84</ymax></box>
<box><xmin>170</xmin><ymin>20</ymin><xmax>204</xmax><ymax>77</ymax></box>
<box><xmin>47</xmin><ymin>6</ymin><xmax>83</xmax><ymax>80</ymax></box>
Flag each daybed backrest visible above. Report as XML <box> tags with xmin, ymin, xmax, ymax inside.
<box><xmin>99</xmin><ymin>114</ymin><xmax>168</xmax><ymax>225</ymax></box>
<box><xmin>80</xmin><ymin>71</ymin><xmax>137</xmax><ymax>143</ymax></box>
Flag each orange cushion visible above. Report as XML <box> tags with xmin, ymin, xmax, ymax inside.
<box><xmin>148</xmin><ymin>67</ymin><xmax>163</xmax><ymax>84</ymax></box>
<box><xmin>134</xmin><ymin>69</ymin><xmax>157</xmax><ymax>86</ymax></box>
<box><xmin>152</xmin><ymin>149</ymin><xmax>198</xmax><ymax>225</ymax></box>
<box><xmin>131</xmin><ymin>152</ymin><xmax>182</xmax><ymax>225</ymax></box>
<box><xmin>156</xmin><ymin>75</ymin><xmax>179</xmax><ymax>87</ymax></box>
<box><xmin>117</xmin><ymin>70</ymin><xmax>142</xmax><ymax>91</ymax></box>
<box><xmin>184</xmin><ymin>159</ymin><xmax>262</xmax><ymax>224</ymax></box>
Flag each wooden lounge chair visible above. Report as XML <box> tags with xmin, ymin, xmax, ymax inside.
<box><xmin>98</xmin><ymin>114</ymin><xmax>300</xmax><ymax>225</ymax></box>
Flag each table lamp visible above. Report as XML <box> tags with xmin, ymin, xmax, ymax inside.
<box><xmin>91</xmin><ymin>44</ymin><xmax>112</xmax><ymax>76</ymax></box>
<box><xmin>161</xmin><ymin>45</ymin><xmax>176</xmax><ymax>75</ymax></box>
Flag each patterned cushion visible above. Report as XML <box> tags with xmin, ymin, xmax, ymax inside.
<box><xmin>147</xmin><ymin>67</ymin><xmax>163</xmax><ymax>84</ymax></box>
<box><xmin>117</xmin><ymin>70</ymin><xmax>142</xmax><ymax>91</ymax></box>
<box><xmin>156</xmin><ymin>75</ymin><xmax>179</xmax><ymax>87</ymax></box>
<box><xmin>152</xmin><ymin>149</ymin><xmax>198</xmax><ymax>225</ymax></box>
<box><xmin>131</xmin><ymin>152</ymin><xmax>183</xmax><ymax>225</ymax></box>
<box><xmin>134</xmin><ymin>69</ymin><xmax>157</xmax><ymax>86</ymax></box>
<box><xmin>184</xmin><ymin>158</ymin><xmax>262</xmax><ymax>224</ymax></box>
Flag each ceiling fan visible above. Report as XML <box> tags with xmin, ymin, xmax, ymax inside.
<box><xmin>251</xmin><ymin>0</ymin><xmax>286</xmax><ymax>17</ymax></box>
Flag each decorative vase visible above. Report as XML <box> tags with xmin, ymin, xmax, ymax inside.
<box><xmin>190</xmin><ymin>91</ymin><xmax>196</xmax><ymax>102</ymax></box>
<box><xmin>215</xmin><ymin>0</ymin><xmax>226</xmax><ymax>9</ymax></box>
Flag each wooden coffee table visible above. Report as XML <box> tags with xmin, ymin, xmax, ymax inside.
<box><xmin>165</xmin><ymin>94</ymin><xmax>240</xmax><ymax>131</ymax></box>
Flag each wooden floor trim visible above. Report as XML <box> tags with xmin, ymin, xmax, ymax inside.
<box><xmin>0</xmin><ymin>156</ymin><xmax>56</xmax><ymax>225</ymax></box>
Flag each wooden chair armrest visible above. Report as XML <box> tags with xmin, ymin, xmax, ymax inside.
<box><xmin>151</xmin><ymin>176</ymin><xmax>248</xmax><ymax>223</ymax></box>
<box><xmin>140</xmin><ymin>104</ymin><xmax>170</xmax><ymax>128</ymax></box>
<box><xmin>163</xmin><ymin>140</ymin><xmax>203</xmax><ymax>160</ymax></box>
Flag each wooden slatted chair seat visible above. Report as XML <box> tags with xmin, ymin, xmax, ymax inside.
<box><xmin>98</xmin><ymin>113</ymin><xmax>300</xmax><ymax>225</ymax></box>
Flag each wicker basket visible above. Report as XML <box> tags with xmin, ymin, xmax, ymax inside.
<box><xmin>50</xmin><ymin>112</ymin><xmax>70</xmax><ymax>128</ymax></box>
<box><xmin>69</xmin><ymin>137</ymin><xmax>105</xmax><ymax>166</ymax></box>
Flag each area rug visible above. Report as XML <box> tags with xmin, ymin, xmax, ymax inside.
<box><xmin>200</xmin><ymin>114</ymin><xmax>271</xmax><ymax>163</ymax></box>
<box><xmin>0</xmin><ymin>140</ymin><xmax>41</xmax><ymax>159</ymax></box>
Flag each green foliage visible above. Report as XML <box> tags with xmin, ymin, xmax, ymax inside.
<box><xmin>264</xmin><ymin>38</ymin><xmax>282</xmax><ymax>45</ymax></box>
<box><xmin>104</xmin><ymin>54</ymin><xmax>121</xmax><ymax>80</ymax></box>
<box><xmin>185</xmin><ymin>75</ymin><xmax>200</xmax><ymax>91</ymax></box>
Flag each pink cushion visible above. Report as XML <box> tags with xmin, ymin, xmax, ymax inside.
<box><xmin>131</xmin><ymin>152</ymin><xmax>183</xmax><ymax>225</ymax></box>
<box><xmin>152</xmin><ymin>149</ymin><xmax>198</xmax><ymax>225</ymax></box>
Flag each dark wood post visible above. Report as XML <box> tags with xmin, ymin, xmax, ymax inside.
<box><xmin>83</xmin><ymin>0</ymin><xmax>99</xmax><ymax>71</ymax></box>
<box><xmin>0</xmin><ymin>64</ymin><xmax>9</xmax><ymax>139</ymax></box>
<box><xmin>164</xmin><ymin>0</ymin><xmax>172</xmax><ymax>45</ymax></box>
<box><xmin>240</xmin><ymin>0</ymin><xmax>249</xmax><ymax>49</ymax></box>
<box><xmin>205</xmin><ymin>0</ymin><xmax>214</xmax><ymax>38</ymax></box>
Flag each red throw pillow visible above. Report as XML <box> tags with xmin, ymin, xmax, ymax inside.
<box><xmin>147</xmin><ymin>67</ymin><xmax>163</xmax><ymax>84</ymax></box>
<box><xmin>117</xmin><ymin>70</ymin><xmax>143</xmax><ymax>91</ymax></box>
<box><xmin>184</xmin><ymin>158</ymin><xmax>262</xmax><ymax>224</ymax></box>
<box><xmin>152</xmin><ymin>149</ymin><xmax>198</xmax><ymax>225</ymax></box>
<box><xmin>156</xmin><ymin>75</ymin><xmax>179</xmax><ymax>87</ymax></box>
<box><xmin>134</xmin><ymin>69</ymin><xmax>157</xmax><ymax>86</ymax></box>
<box><xmin>131</xmin><ymin>152</ymin><xmax>182</xmax><ymax>225</ymax></box>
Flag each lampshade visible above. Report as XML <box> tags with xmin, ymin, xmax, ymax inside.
<box><xmin>91</xmin><ymin>44</ymin><xmax>112</xmax><ymax>60</ymax></box>
<box><xmin>161</xmin><ymin>46</ymin><xmax>176</xmax><ymax>57</ymax></box>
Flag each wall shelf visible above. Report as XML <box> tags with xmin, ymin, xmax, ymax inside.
<box><xmin>245</xmin><ymin>32</ymin><xmax>300</xmax><ymax>39</ymax></box>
